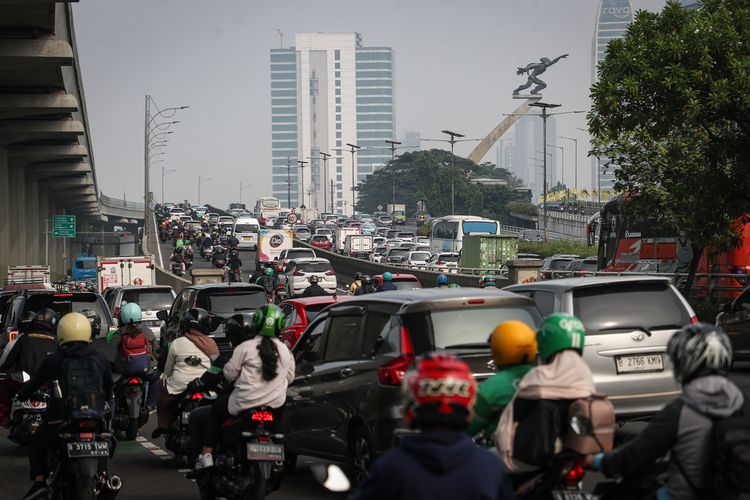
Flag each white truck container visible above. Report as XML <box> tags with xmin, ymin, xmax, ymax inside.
<box><xmin>255</xmin><ymin>229</ymin><xmax>293</xmax><ymax>270</ymax></box>
<box><xmin>97</xmin><ymin>256</ymin><xmax>156</xmax><ymax>291</ymax></box>
<box><xmin>5</xmin><ymin>265</ymin><xmax>51</xmax><ymax>289</ymax></box>
<box><xmin>344</xmin><ymin>235</ymin><xmax>373</xmax><ymax>258</ymax></box>
<box><xmin>335</xmin><ymin>226</ymin><xmax>361</xmax><ymax>253</ymax></box>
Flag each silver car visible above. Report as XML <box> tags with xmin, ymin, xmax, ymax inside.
<box><xmin>104</xmin><ymin>285</ymin><xmax>177</xmax><ymax>340</ymax></box>
<box><xmin>505</xmin><ymin>276</ymin><xmax>695</xmax><ymax>419</ymax></box>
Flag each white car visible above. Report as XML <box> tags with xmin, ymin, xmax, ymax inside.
<box><xmin>285</xmin><ymin>258</ymin><xmax>337</xmax><ymax>297</ymax></box>
<box><xmin>406</xmin><ymin>251</ymin><xmax>432</xmax><ymax>267</ymax></box>
<box><xmin>370</xmin><ymin>245</ymin><xmax>386</xmax><ymax>263</ymax></box>
<box><xmin>279</xmin><ymin>248</ymin><xmax>317</xmax><ymax>267</ymax></box>
<box><xmin>314</xmin><ymin>228</ymin><xmax>334</xmax><ymax>242</ymax></box>
<box><xmin>426</xmin><ymin>252</ymin><xmax>460</xmax><ymax>272</ymax></box>
<box><xmin>372</xmin><ymin>236</ymin><xmax>387</xmax><ymax>247</ymax></box>
<box><xmin>384</xmin><ymin>238</ymin><xmax>402</xmax><ymax>248</ymax></box>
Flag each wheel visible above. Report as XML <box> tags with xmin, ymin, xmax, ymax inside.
<box><xmin>284</xmin><ymin>451</ymin><xmax>298</xmax><ymax>473</ymax></box>
<box><xmin>72</xmin><ymin>458</ymin><xmax>97</xmax><ymax>500</ymax></box>
<box><xmin>251</xmin><ymin>463</ymin><xmax>267</xmax><ymax>500</ymax></box>
<box><xmin>348</xmin><ymin>426</ymin><xmax>374</xmax><ymax>486</ymax></box>
<box><xmin>125</xmin><ymin>419</ymin><xmax>138</xmax><ymax>440</ymax></box>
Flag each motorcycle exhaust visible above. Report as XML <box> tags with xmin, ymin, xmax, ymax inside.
<box><xmin>98</xmin><ymin>474</ymin><xmax>123</xmax><ymax>500</ymax></box>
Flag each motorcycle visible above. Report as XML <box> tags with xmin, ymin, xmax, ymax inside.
<box><xmin>201</xmin><ymin>246</ymin><xmax>213</xmax><ymax>261</ymax></box>
<box><xmin>46</xmin><ymin>411</ymin><xmax>122</xmax><ymax>500</ymax></box>
<box><xmin>0</xmin><ymin>371</ymin><xmax>47</xmax><ymax>446</ymax></box>
<box><xmin>111</xmin><ymin>376</ymin><xmax>149</xmax><ymax>440</ymax></box>
<box><xmin>171</xmin><ymin>261</ymin><xmax>185</xmax><ymax>277</ymax></box>
<box><xmin>274</xmin><ymin>284</ymin><xmax>287</xmax><ymax>304</ymax></box>
<box><xmin>229</xmin><ymin>266</ymin><xmax>242</xmax><ymax>283</ymax></box>
<box><xmin>164</xmin><ymin>386</ymin><xmax>216</xmax><ymax>459</ymax></box>
<box><xmin>195</xmin><ymin>406</ymin><xmax>285</xmax><ymax>500</ymax></box>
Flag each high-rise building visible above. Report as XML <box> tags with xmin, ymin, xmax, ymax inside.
<box><xmin>676</xmin><ymin>0</ymin><xmax>700</xmax><ymax>8</ymax></box>
<box><xmin>513</xmin><ymin>114</ymin><xmax>557</xmax><ymax>202</ymax></box>
<box><xmin>269</xmin><ymin>32</ymin><xmax>395</xmax><ymax>214</ymax></box>
<box><xmin>401</xmin><ymin>131</ymin><xmax>421</xmax><ymax>153</ymax></box>
<box><xmin>495</xmin><ymin>138</ymin><xmax>515</xmax><ymax>174</ymax></box>
<box><xmin>591</xmin><ymin>0</ymin><xmax>633</xmax><ymax>193</ymax></box>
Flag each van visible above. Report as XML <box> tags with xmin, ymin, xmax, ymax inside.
<box><xmin>233</xmin><ymin>217</ymin><xmax>260</xmax><ymax>250</ymax></box>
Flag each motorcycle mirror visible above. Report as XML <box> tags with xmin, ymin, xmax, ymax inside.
<box><xmin>570</xmin><ymin>415</ymin><xmax>594</xmax><ymax>436</ymax></box>
<box><xmin>310</xmin><ymin>464</ymin><xmax>351</xmax><ymax>493</ymax></box>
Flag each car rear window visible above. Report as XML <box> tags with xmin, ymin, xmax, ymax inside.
<box><xmin>549</xmin><ymin>259</ymin><xmax>573</xmax><ymax>270</ymax></box>
<box><xmin>573</xmin><ymin>283</ymin><xmax>691</xmax><ymax>335</ymax></box>
<box><xmin>297</xmin><ymin>262</ymin><xmax>331</xmax><ymax>273</ymax></box>
<box><xmin>410</xmin><ymin>252</ymin><xmax>431</xmax><ymax>261</ymax></box>
<box><xmin>438</xmin><ymin>254</ymin><xmax>458</xmax><ymax>262</ymax></box>
<box><xmin>311</xmin><ymin>235</ymin><xmax>328</xmax><ymax>242</ymax></box>
<box><xmin>120</xmin><ymin>290</ymin><xmax>174</xmax><ymax>312</ymax></box>
<box><xmin>235</xmin><ymin>224</ymin><xmax>259</xmax><ymax>233</ymax></box>
<box><xmin>303</xmin><ymin>303</ymin><xmax>330</xmax><ymax>322</ymax></box>
<box><xmin>24</xmin><ymin>293</ymin><xmax>113</xmax><ymax>336</ymax></box>
<box><xmin>388</xmin><ymin>249</ymin><xmax>409</xmax><ymax>257</ymax></box>
<box><xmin>287</xmin><ymin>250</ymin><xmax>315</xmax><ymax>259</ymax></box>
<box><xmin>393</xmin><ymin>280</ymin><xmax>421</xmax><ymax>291</ymax></box>
<box><xmin>196</xmin><ymin>290</ymin><xmax>267</xmax><ymax>317</ymax></box>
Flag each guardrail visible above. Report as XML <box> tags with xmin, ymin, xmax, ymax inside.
<box><xmin>144</xmin><ymin>214</ymin><xmax>191</xmax><ymax>292</ymax></box>
<box><xmin>100</xmin><ymin>193</ymin><xmax>145</xmax><ymax>211</ymax></box>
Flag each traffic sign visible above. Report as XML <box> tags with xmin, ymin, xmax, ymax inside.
<box><xmin>53</xmin><ymin>215</ymin><xmax>76</xmax><ymax>238</ymax></box>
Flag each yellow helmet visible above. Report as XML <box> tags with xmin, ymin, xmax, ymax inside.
<box><xmin>489</xmin><ymin>320</ymin><xmax>538</xmax><ymax>366</ymax></box>
<box><xmin>57</xmin><ymin>312</ymin><xmax>92</xmax><ymax>345</ymax></box>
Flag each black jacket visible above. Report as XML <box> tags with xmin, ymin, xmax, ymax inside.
<box><xmin>301</xmin><ymin>283</ymin><xmax>328</xmax><ymax>298</ymax></box>
<box><xmin>0</xmin><ymin>330</ymin><xmax>57</xmax><ymax>376</ymax></box>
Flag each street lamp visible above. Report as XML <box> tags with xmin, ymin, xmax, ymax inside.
<box><xmin>385</xmin><ymin>140</ymin><xmax>401</xmax><ymax>223</ymax></box>
<box><xmin>320</xmin><ymin>152</ymin><xmax>331</xmax><ymax>213</ymax></box>
<box><xmin>547</xmin><ymin>144</ymin><xmax>565</xmax><ymax>194</ymax></box>
<box><xmin>559</xmin><ymin>136</ymin><xmax>579</xmax><ymax>192</ymax></box>
<box><xmin>239</xmin><ymin>182</ymin><xmax>251</xmax><ymax>204</ymax></box>
<box><xmin>198</xmin><ymin>176</ymin><xmax>211</xmax><ymax>205</ymax></box>
<box><xmin>161</xmin><ymin>167</ymin><xmax>177</xmax><ymax>204</ymax></box>
<box><xmin>346</xmin><ymin>143</ymin><xmax>361</xmax><ymax>216</ymax></box>
<box><xmin>297</xmin><ymin>160</ymin><xmax>308</xmax><ymax>209</ymax></box>
<box><xmin>528</xmin><ymin>102</ymin><xmax>560</xmax><ymax>241</ymax></box>
<box><xmin>441</xmin><ymin>130</ymin><xmax>464</xmax><ymax>215</ymax></box>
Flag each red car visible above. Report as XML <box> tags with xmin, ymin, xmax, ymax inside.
<box><xmin>372</xmin><ymin>273</ymin><xmax>423</xmax><ymax>290</ymax></box>
<box><xmin>279</xmin><ymin>295</ymin><xmax>349</xmax><ymax>348</ymax></box>
<box><xmin>309</xmin><ymin>234</ymin><xmax>333</xmax><ymax>251</ymax></box>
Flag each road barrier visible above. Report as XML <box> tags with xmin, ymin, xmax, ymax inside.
<box><xmin>145</xmin><ymin>215</ymin><xmax>191</xmax><ymax>292</ymax></box>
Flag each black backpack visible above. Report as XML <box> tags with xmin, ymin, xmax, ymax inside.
<box><xmin>712</xmin><ymin>407</ymin><xmax>750</xmax><ymax>500</ymax></box>
<box><xmin>60</xmin><ymin>355</ymin><xmax>105</xmax><ymax>418</ymax></box>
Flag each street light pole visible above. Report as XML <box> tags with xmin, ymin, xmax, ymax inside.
<box><xmin>286</xmin><ymin>156</ymin><xmax>292</xmax><ymax>210</ymax></box>
<box><xmin>346</xmin><ymin>143</ymin><xmax>360</xmax><ymax>216</ymax></box>
<box><xmin>161</xmin><ymin>166</ymin><xmax>176</xmax><ymax>204</ymax></box>
<box><xmin>559</xmin><ymin>136</ymin><xmax>579</xmax><ymax>192</ymax></box>
<box><xmin>547</xmin><ymin>144</ymin><xmax>565</xmax><ymax>195</ymax></box>
<box><xmin>529</xmin><ymin>102</ymin><xmax>561</xmax><ymax>241</ymax></box>
<box><xmin>320</xmin><ymin>152</ymin><xmax>330</xmax><ymax>213</ymax></box>
<box><xmin>239</xmin><ymin>182</ymin><xmax>251</xmax><ymax>204</ymax></box>
<box><xmin>441</xmin><ymin>130</ymin><xmax>464</xmax><ymax>215</ymax></box>
<box><xmin>198</xmin><ymin>176</ymin><xmax>211</xmax><ymax>205</ymax></box>
<box><xmin>385</xmin><ymin>140</ymin><xmax>401</xmax><ymax>222</ymax></box>
<box><xmin>297</xmin><ymin>161</ymin><xmax>308</xmax><ymax>209</ymax></box>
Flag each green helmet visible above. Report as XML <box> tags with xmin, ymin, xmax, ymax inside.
<box><xmin>447</xmin><ymin>283</ymin><xmax>461</xmax><ymax>289</ymax></box>
<box><xmin>265</xmin><ymin>267</ymin><xmax>275</xmax><ymax>276</ymax></box>
<box><xmin>536</xmin><ymin>313</ymin><xmax>585</xmax><ymax>361</ymax></box>
<box><xmin>383</xmin><ymin>272</ymin><xmax>393</xmax><ymax>282</ymax></box>
<box><xmin>253</xmin><ymin>304</ymin><xmax>285</xmax><ymax>338</ymax></box>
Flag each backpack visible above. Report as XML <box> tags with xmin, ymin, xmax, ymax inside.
<box><xmin>512</xmin><ymin>399</ymin><xmax>566</xmax><ymax>466</ymax></box>
<box><xmin>60</xmin><ymin>356</ymin><xmax>105</xmax><ymax>418</ymax></box>
<box><xmin>710</xmin><ymin>408</ymin><xmax>750</xmax><ymax>500</ymax></box>
<box><xmin>562</xmin><ymin>393</ymin><xmax>615</xmax><ymax>455</ymax></box>
<box><xmin>120</xmin><ymin>330</ymin><xmax>150</xmax><ymax>375</ymax></box>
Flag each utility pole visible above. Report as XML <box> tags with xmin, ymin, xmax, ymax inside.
<box><xmin>239</xmin><ymin>182</ymin><xmax>251</xmax><ymax>204</ymax></box>
<box><xmin>286</xmin><ymin>156</ymin><xmax>292</xmax><ymax>209</ymax></box>
<box><xmin>330</xmin><ymin>180</ymin><xmax>335</xmax><ymax>214</ymax></box>
<box><xmin>441</xmin><ymin>130</ymin><xmax>464</xmax><ymax>215</ymax></box>
<box><xmin>276</xmin><ymin>29</ymin><xmax>283</xmax><ymax>48</ymax></box>
<box><xmin>297</xmin><ymin>160</ymin><xmax>308</xmax><ymax>208</ymax></box>
<box><xmin>161</xmin><ymin>165</ymin><xmax>176</xmax><ymax>204</ymax></box>
<box><xmin>346</xmin><ymin>143</ymin><xmax>360</xmax><ymax>216</ymax></box>
<box><xmin>560</xmin><ymin>136</ymin><xmax>579</xmax><ymax>192</ymax></box>
<box><xmin>385</xmin><ymin>140</ymin><xmax>401</xmax><ymax>221</ymax></box>
<box><xmin>529</xmin><ymin>102</ymin><xmax>560</xmax><ymax>241</ymax></box>
<box><xmin>143</xmin><ymin>95</ymin><xmax>150</xmax><ymax>247</ymax></box>
<box><xmin>198</xmin><ymin>176</ymin><xmax>211</xmax><ymax>205</ymax></box>
<box><xmin>320</xmin><ymin>152</ymin><xmax>330</xmax><ymax>213</ymax></box>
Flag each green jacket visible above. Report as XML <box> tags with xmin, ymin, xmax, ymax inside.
<box><xmin>466</xmin><ymin>363</ymin><xmax>532</xmax><ymax>438</ymax></box>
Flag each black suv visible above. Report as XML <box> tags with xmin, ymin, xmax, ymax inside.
<box><xmin>1</xmin><ymin>290</ymin><xmax>115</xmax><ymax>348</ymax></box>
<box><xmin>156</xmin><ymin>283</ymin><xmax>268</xmax><ymax>353</ymax></box>
<box><xmin>283</xmin><ymin>288</ymin><xmax>542</xmax><ymax>479</ymax></box>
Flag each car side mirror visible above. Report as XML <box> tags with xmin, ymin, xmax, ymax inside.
<box><xmin>156</xmin><ymin>310</ymin><xmax>168</xmax><ymax>322</ymax></box>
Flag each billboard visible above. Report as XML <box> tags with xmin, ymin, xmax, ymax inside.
<box><xmin>599</xmin><ymin>0</ymin><xmax>633</xmax><ymax>23</ymax></box>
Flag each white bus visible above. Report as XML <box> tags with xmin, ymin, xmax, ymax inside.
<box><xmin>430</xmin><ymin>216</ymin><xmax>502</xmax><ymax>253</ymax></box>
<box><xmin>254</xmin><ymin>196</ymin><xmax>282</xmax><ymax>225</ymax></box>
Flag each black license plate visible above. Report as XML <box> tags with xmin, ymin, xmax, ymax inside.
<box><xmin>552</xmin><ymin>491</ymin><xmax>592</xmax><ymax>500</ymax></box>
<box><xmin>246</xmin><ymin>442</ymin><xmax>284</xmax><ymax>461</ymax></box>
<box><xmin>67</xmin><ymin>441</ymin><xmax>109</xmax><ymax>458</ymax></box>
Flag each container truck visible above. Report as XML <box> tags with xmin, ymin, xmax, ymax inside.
<box><xmin>97</xmin><ymin>256</ymin><xmax>156</xmax><ymax>291</ymax></box>
<box><xmin>344</xmin><ymin>235</ymin><xmax>373</xmax><ymax>258</ymax></box>
<box><xmin>387</xmin><ymin>204</ymin><xmax>406</xmax><ymax>225</ymax></box>
<box><xmin>335</xmin><ymin>227</ymin><xmax>361</xmax><ymax>253</ymax></box>
<box><xmin>458</xmin><ymin>234</ymin><xmax>518</xmax><ymax>269</ymax></box>
<box><xmin>255</xmin><ymin>229</ymin><xmax>293</xmax><ymax>270</ymax></box>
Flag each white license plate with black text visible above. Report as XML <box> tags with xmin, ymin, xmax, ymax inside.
<box><xmin>67</xmin><ymin>441</ymin><xmax>109</xmax><ymax>458</ymax></box>
<box><xmin>552</xmin><ymin>491</ymin><xmax>594</xmax><ymax>500</ymax></box>
<box><xmin>246</xmin><ymin>442</ymin><xmax>284</xmax><ymax>461</ymax></box>
<box><xmin>615</xmin><ymin>354</ymin><xmax>664</xmax><ymax>374</ymax></box>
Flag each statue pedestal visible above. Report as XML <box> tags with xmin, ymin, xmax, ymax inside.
<box><xmin>512</xmin><ymin>94</ymin><xmax>543</xmax><ymax>100</ymax></box>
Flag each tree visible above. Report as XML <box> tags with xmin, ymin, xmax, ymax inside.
<box><xmin>588</xmin><ymin>0</ymin><xmax>750</xmax><ymax>293</ymax></box>
<box><xmin>355</xmin><ymin>149</ymin><xmax>522</xmax><ymax>221</ymax></box>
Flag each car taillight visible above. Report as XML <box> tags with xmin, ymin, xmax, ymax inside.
<box><xmin>377</xmin><ymin>326</ymin><xmax>415</xmax><ymax>386</ymax></box>
<box><xmin>690</xmin><ymin>315</ymin><xmax>698</xmax><ymax>324</ymax></box>
<box><xmin>251</xmin><ymin>411</ymin><xmax>274</xmax><ymax>422</ymax></box>
<box><xmin>293</xmin><ymin>270</ymin><xmax>305</xmax><ymax>276</ymax></box>
<box><xmin>437</xmin><ymin>261</ymin><xmax>445</xmax><ymax>266</ymax></box>
<box><xmin>564</xmin><ymin>458</ymin><xmax>586</xmax><ymax>487</ymax></box>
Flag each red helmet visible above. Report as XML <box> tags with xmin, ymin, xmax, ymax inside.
<box><xmin>402</xmin><ymin>353</ymin><xmax>477</xmax><ymax>430</ymax></box>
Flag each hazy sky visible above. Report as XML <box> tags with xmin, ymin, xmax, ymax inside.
<box><xmin>72</xmin><ymin>0</ymin><xmax>664</xmax><ymax>208</ymax></box>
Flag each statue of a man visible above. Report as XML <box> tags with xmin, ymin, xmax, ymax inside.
<box><xmin>513</xmin><ymin>54</ymin><xmax>568</xmax><ymax>95</ymax></box>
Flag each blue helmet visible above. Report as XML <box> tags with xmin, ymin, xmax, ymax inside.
<box><xmin>482</xmin><ymin>274</ymin><xmax>496</xmax><ymax>287</ymax></box>
<box><xmin>437</xmin><ymin>274</ymin><xmax>449</xmax><ymax>286</ymax></box>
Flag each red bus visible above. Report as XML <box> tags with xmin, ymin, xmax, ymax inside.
<box><xmin>588</xmin><ymin>197</ymin><xmax>750</xmax><ymax>297</ymax></box>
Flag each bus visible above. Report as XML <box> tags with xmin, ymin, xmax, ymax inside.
<box><xmin>513</xmin><ymin>187</ymin><xmax>533</xmax><ymax>203</ymax></box>
<box><xmin>430</xmin><ymin>216</ymin><xmax>502</xmax><ymax>253</ymax></box>
<box><xmin>254</xmin><ymin>197</ymin><xmax>282</xmax><ymax>226</ymax></box>
<box><xmin>588</xmin><ymin>196</ymin><xmax>750</xmax><ymax>297</ymax></box>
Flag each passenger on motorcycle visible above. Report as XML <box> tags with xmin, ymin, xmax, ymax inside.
<box><xmin>587</xmin><ymin>323</ymin><xmax>745</xmax><ymax>500</ymax></box>
<box><xmin>467</xmin><ymin>321</ymin><xmax>537</xmax><ymax>440</ymax></box>
<box><xmin>300</xmin><ymin>275</ymin><xmax>328</xmax><ymax>298</ymax></box>
<box><xmin>436</xmin><ymin>274</ymin><xmax>449</xmax><ymax>288</ymax></box>
<box><xmin>18</xmin><ymin>312</ymin><xmax>113</xmax><ymax>500</ymax></box>
<box><xmin>192</xmin><ymin>304</ymin><xmax>294</xmax><ymax>471</ymax></box>
<box><xmin>496</xmin><ymin>313</ymin><xmax>595</xmax><ymax>471</ymax></box>
<box><xmin>170</xmin><ymin>248</ymin><xmax>186</xmax><ymax>272</ymax></box>
<box><xmin>349</xmin><ymin>272</ymin><xmax>365</xmax><ymax>295</ymax></box>
<box><xmin>110</xmin><ymin>303</ymin><xmax>159</xmax><ymax>410</ymax></box>
<box><xmin>152</xmin><ymin>308</ymin><xmax>218</xmax><ymax>439</ymax></box>
<box><xmin>355</xmin><ymin>275</ymin><xmax>377</xmax><ymax>295</ymax></box>
<box><xmin>0</xmin><ymin>309</ymin><xmax>58</xmax><ymax>427</ymax></box>
<box><xmin>227</xmin><ymin>247</ymin><xmax>242</xmax><ymax>270</ymax></box>
<box><xmin>350</xmin><ymin>352</ymin><xmax>515</xmax><ymax>500</ymax></box>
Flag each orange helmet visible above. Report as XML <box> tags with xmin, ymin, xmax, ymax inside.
<box><xmin>489</xmin><ymin>320</ymin><xmax>538</xmax><ymax>366</ymax></box>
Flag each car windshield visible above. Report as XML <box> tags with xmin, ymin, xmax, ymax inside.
<box><xmin>428</xmin><ymin>306</ymin><xmax>539</xmax><ymax>349</ymax></box>
<box><xmin>25</xmin><ymin>293</ymin><xmax>113</xmax><ymax>336</ymax></box>
<box><xmin>235</xmin><ymin>224</ymin><xmax>259</xmax><ymax>233</ymax></box>
<box><xmin>286</xmin><ymin>250</ymin><xmax>315</xmax><ymax>259</ymax></box>
<box><xmin>393</xmin><ymin>280</ymin><xmax>421</xmax><ymax>290</ymax></box>
<box><xmin>581</xmin><ymin>260</ymin><xmax>599</xmax><ymax>271</ymax></box>
<box><xmin>573</xmin><ymin>283</ymin><xmax>691</xmax><ymax>335</ymax></box>
<box><xmin>296</xmin><ymin>262</ymin><xmax>331</xmax><ymax>273</ymax></box>
<box><xmin>295</xmin><ymin>227</ymin><xmax>310</xmax><ymax>233</ymax></box>
<box><xmin>120</xmin><ymin>290</ymin><xmax>174</xmax><ymax>312</ymax></box>
<box><xmin>410</xmin><ymin>252</ymin><xmax>431</xmax><ymax>261</ymax></box>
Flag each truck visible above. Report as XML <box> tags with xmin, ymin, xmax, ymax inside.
<box><xmin>5</xmin><ymin>265</ymin><xmax>51</xmax><ymax>290</ymax></box>
<box><xmin>97</xmin><ymin>256</ymin><xmax>156</xmax><ymax>291</ymax></box>
<box><xmin>255</xmin><ymin>229</ymin><xmax>293</xmax><ymax>270</ymax></box>
<box><xmin>387</xmin><ymin>204</ymin><xmax>407</xmax><ymax>225</ymax></box>
<box><xmin>71</xmin><ymin>256</ymin><xmax>98</xmax><ymax>281</ymax></box>
<box><xmin>458</xmin><ymin>234</ymin><xmax>518</xmax><ymax>270</ymax></box>
<box><xmin>344</xmin><ymin>235</ymin><xmax>373</xmax><ymax>258</ymax></box>
<box><xmin>335</xmin><ymin>227</ymin><xmax>361</xmax><ymax>253</ymax></box>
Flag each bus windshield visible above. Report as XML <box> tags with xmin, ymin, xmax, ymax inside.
<box><xmin>462</xmin><ymin>221</ymin><xmax>498</xmax><ymax>234</ymax></box>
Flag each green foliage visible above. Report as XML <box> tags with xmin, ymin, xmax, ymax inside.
<box><xmin>687</xmin><ymin>296</ymin><xmax>722</xmax><ymax>323</ymax></box>
<box><xmin>589</xmin><ymin>0</ymin><xmax>750</xmax><ymax>264</ymax></box>
<box><xmin>416</xmin><ymin>221</ymin><xmax>432</xmax><ymax>237</ymax></box>
<box><xmin>518</xmin><ymin>240</ymin><xmax>597</xmax><ymax>259</ymax></box>
<box><xmin>507</xmin><ymin>201</ymin><xmax>539</xmax><ymax>217</ymax></box>
<box><xmin>355</xmin><ymin>149</ymin><xmax>523</xmax><ymax>221</ymax></box>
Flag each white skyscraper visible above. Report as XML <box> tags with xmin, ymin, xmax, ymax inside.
<box><xmin>513</xmin><ymin>114</ymin><xmax>557</xmax><ymax>201</ymax></box>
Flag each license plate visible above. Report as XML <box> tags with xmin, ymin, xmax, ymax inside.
<box><xmin>552</xmin><ymin>492</ymin><xmax>592</xmax><ymax>500</ymax></box>
<box><xmin>182</xmin><ymin>411</ymin><xmax>191</xmax><ymax>423</ymax></box>
<box><xmin>243</xmin><ymin>236</ymin><xmax>251</xmax><ymax>240</ymax></box>
<box><xmin>246</xmin><ymin>442</ymin><xmax>284</xmax><ymax>461</ymax></box>
<box><xmin>67</xmin><ymin>441</ymin><xmax>109</xmax><ymax>458</ymax></box>
<box><xmin>615</xmin><ymin>354</ymin><xmax>664</xmax><ymax>374</ymax></box>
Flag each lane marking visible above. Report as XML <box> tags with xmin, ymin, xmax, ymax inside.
<box><xmin>152</xmin><ymin>214</ymin><xmax>164</xmax><ymax>268</ymax></box>
<box><xmin>133</xmin><ymin>432</ymin><xmax>173</xmax><ymax>461</ymax></box>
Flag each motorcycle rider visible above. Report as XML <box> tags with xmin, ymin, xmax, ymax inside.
<box><xmin>192</xmin><ymin>304</ymin><xmax>294</xmax><ymax>471</ymax></box>
<box><xmin>587</xmin><ymin>323</ymin><xmax>745</xmax><ymax>500</ymax></box>
<box><xmin>355</xmin><ymin>275</ymin><xmax>377</xmax><ymax>295</ymax></box>
<box><xmin>0</xmin><ymin>309</ymin><xmax>58</xmax><ymax>427</ymax></box>
<box><xmin>480</xmin><ymin>274</ymin><xmax>498</xmax><ymax>289</ymax></box>
<box><xmin>300</xmin><ymin>275</ymin><xmax>328</xmax><ymax>298</ymax></box>
<box><xmin>255</xmin><ymin>267</ymin><xmax>277</xmax><ymax>298</ymax></box>
<box><xmin>227</xmin><ymin>247</ymin><xmax>242</xmax><ymax>280</ymax></box>
<box><xmin>349</xmin><ymin>272</ymin><xmax>365</xmax><ymax>295</ymax></box>
<box><xmin>376</xmin><ymin>271</ymin><xmax>398</xmax><ymax>292</ymax></box>
<box><xmin>436</xmin><ymin>274</ymin><xmax>450</xmax><ymax>289</ymax></box>
<box><xmin>152</xmin><ymin>308</ymin><xmax>218</xmax><ymax>439</ymax></box>
<box><xmin>467</xmin><ymin>321</ymin><xmax>537</xmax><ymax>440</ymax></box>
<box><xmin>211</xmin><ymin>244</ymin><xmax>227</xmax><ymax>268</ymax></box>
<box><xmin>350</xmin><ymin>352</ymin><xmax>515</xmax><ymax>500</ymax></box>
<box><xmin>170</xmin><ymin>247</ymin><xmax>186</xmax><ymax>274</ymax></box>
<box><xmin>18</xmin><ymin>312</ymin><xmax>113</xmax><ymax>500</ymax></box>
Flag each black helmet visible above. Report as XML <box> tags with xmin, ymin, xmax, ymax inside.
<box><xmin>80</xmin><ymin>309</ymin><xmax>102</xmax><ymax>338</ymax></box>
<box><xmin>180</xmin><ymin>308</ymin><xmax>211</xmax><ymax>334</ymax></box>
<box><xmin>32</xmin><ymin>308</ymin><xmax>59</xmax><ymax>334</ymax></box>
<box><xmin>19</xmin><ymin>310</ymin><xmax>37</xmax><ymax>334</ymax></box>
<box><xmin>355</xmin><ymin>272</ymin><xmax>364</xmax><ymax>281</ymax></box>
<box><xmin>667</xmin><ymin>323</ymin><xmax>733</xmax><ymax>384</ymax></box>
<box><xmin>224</xmin><ymin>313</ymin><xmax>255</xmax><ymax>347</ymax></box>
<box><xmin>363</xmin><ymin>275</ymin><xmax>372</xmax><ymax>285</ymax></box>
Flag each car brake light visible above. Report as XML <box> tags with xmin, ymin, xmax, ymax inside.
<box><xmin>467</xmin><ymin>299</ymin><xmax>485</xmax><ymax>305</ymax></box>
<box><xmin>690</xmin><ymin>315</ymin><xmax>698</xmax><ymax>325</ymax></box>
<box><xmin>128</xmin><ymin>377</ymin><xmax>140</xmax><ymax>385</ymax></box>
<box><xmin>54</xmin><ymin>293</ymin><xmax>73</xmax><ymax>297</ymax></box>
<box><xmin>251</xmin><ymin>411</ymin><xmax>274</xmax><ymax>422</ymax></box>
<box><xmin>113</xmin><ymin>306</ymin><xmax>120</xmax><ymax>319</ymax></box>
<box><xmin>564</xmin><ymin>458</ymin><xmax>586</xmax><ymax>487</ymax></box>
<box><xmin>437</xmin><ymin>261</ymin><xmax>445</xmax><ymax>266</ymax></box>
<box><xmin>377</xmin><ymin>326</ymin><xmax>415</xmax><ymax>386</ymax></box>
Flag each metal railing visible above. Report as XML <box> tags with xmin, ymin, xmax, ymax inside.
<box><xmin>100</xmin><ymin>193</ymin><xmax>145</xmax><ymax>211</ymax></box>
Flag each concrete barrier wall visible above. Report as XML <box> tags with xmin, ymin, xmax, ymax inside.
<box><xmin>143</xmin><ymin>217</ymin><xmax>191</xmax><ymax>293</ymax></box>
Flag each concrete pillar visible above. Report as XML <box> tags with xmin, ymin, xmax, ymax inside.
<box><xmin>25</xmin><ymin>181</ymin><xmax>40</xmax><ymax>264</ymax></box>
<box><xmin>7</xmin><ymin>162</ymin><xmax>25</xmax><ymax>267</ymax></box>
<box><xmin>38</xmin><ymin>186</ymin><xmax>49</xmax><ymax>267</ymax></box>
<box><xmin>0</xmin><ymin>146</ymin><xmax>9</xmax><ymax>282</ymax></box>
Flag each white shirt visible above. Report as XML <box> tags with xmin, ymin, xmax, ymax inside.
<box><xmin>223</xmin><ymin>336</ymin><xmax>295</xmax><ymax>415</ymax></box>
<box><xmin>163</xmin><ymin>336</ymin><xmax>211</xmax><ymax>395</ymax></box>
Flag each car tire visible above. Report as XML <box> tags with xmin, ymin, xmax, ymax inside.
<box><xmin>348</xmin><ymin>426</ymin><xmax>374</xmax><ymax>486</ymax></box>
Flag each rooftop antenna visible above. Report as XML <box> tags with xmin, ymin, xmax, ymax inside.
<box><xmin>276</xmin><ymin>29</ymin><xmax>283</xmax><ymax>48</ymax></box>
